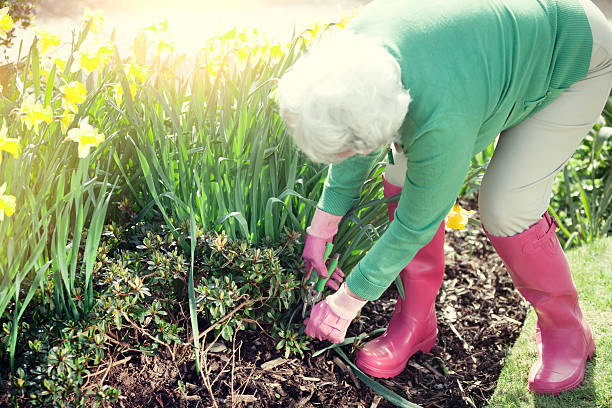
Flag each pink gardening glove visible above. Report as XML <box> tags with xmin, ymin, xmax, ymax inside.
<box><xmin>304</xmin><ymin>283</ymin><xmax>367</xmax><ymax>343</ymax></box>
<box><xmin>303</xmin><ymin>208</ymin><xmax>345</xmax><ymax>290</ymax></box>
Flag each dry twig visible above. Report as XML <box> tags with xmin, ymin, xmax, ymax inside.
<box><xmin>187</xmin><ymin>294</ymin><xmax>253</xmax><ymax>344</ymax></box>
<box><xmin>124</xmin><ymin>314</ymin><xmax>175</xmax><ymax>360</ymax></box>
<box><xmin>83</xmin><ymin>355</ymin><xmax>132</xmax><ymax>380</ymax></box>
<box><xmin>332</xmin><ymin>356</ymin><xmax>360</xmax><ymax>389</ymax></box>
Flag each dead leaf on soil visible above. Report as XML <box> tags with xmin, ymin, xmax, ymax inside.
<box><xmin>209</xmin><ymin>342</ymin><xmax>227</xmax><ymax>353</ymax></box>
<box><xmin>261</xmin><ymin>357</ymin><xmax>288</xmax><ymax>370</ymax></box>
<box><xmin>234</xmin><ymin>394</ymin><xmax>258</xmax><ymax>403</ymax></box>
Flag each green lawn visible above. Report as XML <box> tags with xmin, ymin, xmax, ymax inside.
<box><xmin>487</xmin><ymin>237</ymin><xmax>612</xmax><ymax>408</ymax></box>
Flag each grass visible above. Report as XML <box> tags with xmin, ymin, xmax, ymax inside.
<box><xmin>487</xmin><ymin>236</ymin><xmax>612</xmax><ymax>408</ymax></box>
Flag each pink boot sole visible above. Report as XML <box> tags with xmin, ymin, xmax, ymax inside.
<box><xmin>356</xmin><ymin>331</ymin><xmax>437</xmax><ymax>378</ymax></box>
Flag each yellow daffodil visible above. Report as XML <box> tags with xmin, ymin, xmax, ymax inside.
<box><xmin>140</xmin><ymin>21</ymin><xmax>174</xmax><ymax>58</ymax></box>
<box><xmin>72</xmin><ymin>49</ymin><xmax>102</xmax><ymax>73</ymax></box>
<box><xmin>30</xmin><ymin>67</ymin><xmax>51</xmax><ymax>83</ymax></box>
<box><xmin>19</xmin><ymin>95</ymin><xmax>53</xmax><ymax>134</ymax></box>
<box><xmin>155</xmin><ymin>38</ymin><xmax>174</xmax><ymax>56</ymax></box>
<box><xmin>112</xmin><ymin>82</ymin><xmax>136</xmax><ymax>106</ymax></box>
<box><xmin>41</xmin><ymin>67</ymin><xmax>50</xmax><ymax>83</ymax></box>
<box><xmin>269</xmin><ymin>43</ymin><xmax>283</xmax><ymax>59</ymax></box>
<box><xmin>35</xmin><ymin>29</ymin><xmax>61</xmax><ymax>55</ymax></box>
<box><xmin>64</xmin><ymin>117</ymin><xmax>105</xmax><ymax>158</ymax></box>
<box><xmin>83</xmin><ymin>7</ymin><xmax>105</xmax><ymax>35</ymax></box>
<box><xmin>235</xmin><ymin>44</ymin><xmax>250</xmax><ymax>66</ymax></box>
<box><xmin>336</xmin><ymin>8</ymin><xmax>360</xmax><ymax>29</ymax></box>
<box><xmin>204</xmin><ymin>59</ymin><xmax>221</xmax><ymax>79</ymax></box>
<box><xmin>303</xmin><ymin>18</ymin><xmax>325</xmax><ymax>47</ymax></box>
<box><xmin>111</xmin><ymin>83</ymin><xmax>122</xmax><ymax>106</ymax></box>
<box><xmin>71</xmin><ymin>39</ymin><xmax>113</xmax><ymax>73</ymax></box>
<box><xmin>97</xmin><ymin>43</ymin><xmax>114</xmax><ymax>65</ymax></box>
<box><xmin>60</xmin><ymin>81</ymin><xmax>87</xmax><ymax>112</ymax></box>
<box><xmin>58</xmin><ymin>109</ymin><xmax>75</xmax><ymax>134</ymax></box>
<box><xmin>445</xmin><ymin>203</ymin><xmax>476</xmax><ymax>230</ymax></box>
<box><xmin>0</xmin><ymin>121</ymin><xmax>19</xmax><ymax>164</ymax></box>
<box><xmin>0</xmin><ymin>7</ymin><xmax>13</xmax><ymax>40</ymax></box>
<box><xmin>124</xmin><ymin>60</ymin><xmax>149</xmax><ymax>84</ymax></box>
<box><xmin>0</xmin><ymin>182</ymin><xmax>16</xmax><ymax>221</ymax></box>
<box><xmin>53</xmin><ymin>58</ymin><xmax>66</xmax><ymax>72</ymax></box>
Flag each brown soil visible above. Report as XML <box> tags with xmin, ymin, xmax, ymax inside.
<box><xmin>101</xmin><ymin>220</ymin><xmax>530</xmax><ymax>408</ymax></box>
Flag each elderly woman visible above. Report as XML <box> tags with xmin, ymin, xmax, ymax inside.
<box><xmin>278</xmin><ymin>0</ymin><xmax>611</xmax><ymax>396</ymax></box>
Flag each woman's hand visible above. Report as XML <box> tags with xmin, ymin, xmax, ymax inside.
<box><xmin>302</xmin><ymin>235</ymin><xmax>345</xmax><ymax>290</ymax></box>
<box><xmin>303</xmin><ymin>208</ymin><xmax>344</xmax><ymax>290</ymax></box>
<box><xmin>304</xmin><ymin>283</ymin><xmax>367</xmax><ymax>343</ymax></box>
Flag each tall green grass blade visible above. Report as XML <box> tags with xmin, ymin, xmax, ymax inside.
<box><xmin>311</xmin><ymin>328</ymin><xmax>386</xmax><ymax>358</ymax></box>
<box><xmin>9</xmin><ymin>261</ymin><xmax>51</xmax><ymax>372</ymax></box>
<box><xmin>52</xmin><ymin>197</ymin><xmax>79</xmax><ymax>319</ymax></box>
<box><xmin>83</xmin><ymin>177</ymin><xmax>114</xmax><ymax>313</ymax></box>
<box><xmin>188</xmin><ymin>201</ymin><xmax>201</xmax><ymax>375</ymax></box>
<box><xmin>44</xmin><ymin>63</ymin><xmax>57</xmax><ymax>107</ymax></box>
<box><xmin>113</xmin><ymin>49</ymin><xmax>140</xmax><ymax>127</ymax></box>
<box><xmin>215</xmin><ymin>211</ymin><xmax>249</xmax><ymax>239</ymax></box>
<box><xmin>548</xmin><ymin>206</ymin><xmax>572</xmax><ymax>239</ymax></box>
<box><xmin>30</xmin><ymin>38</ymin><xmax>40</xmax><ymax>99</ymax></box>
<box><xmin>395</xmin><ymin>275</ymin><xmax>406</xmax><ymax>301</ymax></box>
<box><xmin>135</xmin><ymin>146</ymin><xmax>178</xmax><ymax>236</ymax></box>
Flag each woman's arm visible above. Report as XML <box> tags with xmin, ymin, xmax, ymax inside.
<box><xmin>346</xmin><ymin>116</ymin><xmax>478</xmax><ymax>300</ymax></box>
<box><xmin>317</xmin><ymin>146</ymin><xmax>387</xmax><ymax>216</ymax></box>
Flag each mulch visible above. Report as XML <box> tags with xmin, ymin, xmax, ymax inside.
<box><xmin>103</xmin><ymin>218</ymin><xmax>531</xmax><ymax>408</ymax></box>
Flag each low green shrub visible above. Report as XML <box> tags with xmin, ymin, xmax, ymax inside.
<box><xmin>0</xmin><ymin>219</ymin><xmax>308</xmax><ymax>406</ymax></box>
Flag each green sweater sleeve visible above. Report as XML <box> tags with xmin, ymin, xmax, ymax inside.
<box><xmin>346</xmin><ymin>115</ymin><xmax>478</xmax><ymax>300</ymax></box>
<box><xmin>317</xmin><ymin>147</ymin><xmax>386</xmax><ymax>216</ymax></box>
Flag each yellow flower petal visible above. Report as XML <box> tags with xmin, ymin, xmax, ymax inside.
<box><xmin>61</xmin><ymin>81</ymin><xmax>87</xmax><ymax>112</ymax></box>
<box><xmin>0</xmin><ymin>7</ymin><xmax>13</xmax><ymax>38</ymax></box>
<box><xmin>77</xmin><ymin>143</ymin><xmax>92</xmax><ymax>158</ymax></box>
<box><xmin>53</xmin><ymin>58</ymin><xmax>66</xmax><ymax>72</ymax></box>
<box><xmin>0</xmin><ymin>137</ymin><xmax>20</xmax><ymax>158</ymax></box>
<box><xmin>59</xmin><ymin>110</ymin><xmax>75</xmax><ymax>134</ymax></box>
<box><xmin>36</xmin><ymin>29</ymin><xmax>61</xmax><ymax>55</ymax></box>
<box><xmin>445</xmin><ymin>203</ymin><xmax>475</xmax><ymax>230</ymax></box>
<box><xmin>83</xmin><ymin>7</ymin><xmax>105</xmax><ymax>35</ymax></box>
<box><xmin>19</xmin><ymin>95</ymin><xmax>53</xmax><ymax>133</ymax></box>
<box><xmin>97</xmin><ymin>43</ymin><xmax>114</xmax><ymax>65</ymax></box>
<box><xmin>124</xmin><ymin>60</ymin><xmax>148</xmax><ymax>84</ymax></box>
<box><xmin>83</xmin><ymin>53</ymin><xmax>102</xmax><ymax>72</ymax></box>
<box><xmin>269</xmin><ymin>43</ymin><xmax>283</xmax><ymax>58</ymax></box>
<box><xmin>65</xmin><ymin>117</ymin><xmax>105</xmax><ymax>158</ymax></box>
<box><xmin>0</xmin><ymin>184</ymin><xmax>16</xmax><ymax>220</ymax></box>
<box><xmin>112</xmin><ymin>83</ymin><xmax>123</xmax><ymax>106</ymax></box>
<box><xmin>0</xmin><ymin>195</ymin><xmax>15</xmax><ymax>216</ymax></box>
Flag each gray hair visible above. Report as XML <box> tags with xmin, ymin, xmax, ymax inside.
<box><xmin>278</xmin><ymin>30</ymin><xmax>411</xmax><ymax>164</ymax></box>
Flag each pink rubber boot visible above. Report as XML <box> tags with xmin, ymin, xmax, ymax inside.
<box><xmin>485</xmin><ymin>212</ymin><xmax>595</xmax><ymax>395</ymax></box>
<box><xmin>355</xmin><ymin>176</ymin><xmax>445</xmax><ymax>378</ymax></box>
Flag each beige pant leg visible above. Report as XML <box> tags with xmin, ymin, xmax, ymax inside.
<box><xmin>479</xmin><ymin>0</ymin><xmax>612</xmax><ymax>237</ymax></box>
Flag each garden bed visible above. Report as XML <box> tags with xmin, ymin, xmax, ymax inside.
<box><xmin>99</xmin><ymin>219</ymin><xmax>530</xmax><ymax>408</ymax></box>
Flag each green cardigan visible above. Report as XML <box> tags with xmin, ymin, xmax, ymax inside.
<box><xmin>317</xmin><ymin>0</ymin><xmax>592</xmax><ymax>300</ymax></box>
